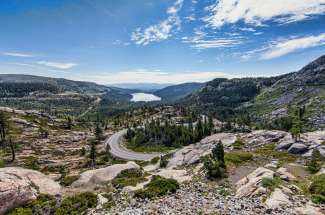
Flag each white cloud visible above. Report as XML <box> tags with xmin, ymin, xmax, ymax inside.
<box><xmin>260</xmin><ymin>33</ymin><xmax>325</xmax><ymax>59</ymax></box>
<box><xmin>75</xmin><ymin>70</ymin><xmax>238</xmax><ymax>84</ymax></box>
<box><xmin>131</xmin><ymin>0</ymin><xmax>184</xmax><ymax>45</ymax></box>
<box><xmin>205</xmin><ymin>0</ymin><xmax>325</xmax><ymax>28</ymax></box>
<box><xmin>186</xmin><ymin>38</ymin><xmax>242</xmax><ymax>49</ymax></box>
<box><xmin>37</xmin><ymin>61</ymin><xmax>77</xmax><ymax>69</ymax></box>
<box><xmin>2</xmin><ymin>52</ymin><xmax>34</xmax><ymax>57</ymax></box>
<box><xmin>183</xmin><ymin>28</ymin><xmax>243</xmax><ymax>49</ymax></box>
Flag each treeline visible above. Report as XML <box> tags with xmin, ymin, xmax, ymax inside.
<box><xmin>0</xmin><ymin>83</ymin><xmax>60</xmax><ymax>97</ymax></box>
<box><xmin>125</xmin><ymin>117</ymin><xmax>214</xmax><ymax>149</ymax></box>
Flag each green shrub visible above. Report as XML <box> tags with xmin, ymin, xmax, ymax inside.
<box><xmin>135</xmin><ymin>176</ymin><xmax>179</xmax><ymax>199</ymax></box>
<box><xmin>232</xmin><ymin>138</ymin><xmax>246</xmax><ymax>150</ymax></box>
<box><xmin>101</xmin><ymin>193</ymin><xmax>115</xmax><ymax>209</ymax></box>
<box><xmin>311</xmin><ymin>194</ymin><xmax>325</xmax><ymax>204</ymax></box>
<box><xmin>202</xmin><ymin>156</ymin><xmax>226</xmax><ymax>179</ymax></box>
<box><xmin>23</xmin><ymin>156</ymin><xmax>40</xmax><ymax>170</ymax></box>
<box><xmin>9</xmin><ymin>194</ymin><xmax>56</xmax><ymax>215</ymax></box>
<box><xmin>309</xmin><ymin>174</ymin><xmax>325</xmax><ymax>204</ymax></box>
<box><xmin>112</xmin><ymin>168</ymin><xmax>146</xmax><ymax>188</ymax></box>
<box><xmin>54</xmin><ymin>192</ymin><xmax>97</xmax><ymax>215</ymax></box>
<box><xmin>261</xmin><ymin>177</ymin><xmax>282</xmax><ymax>191</ymax></box>
<box><xmin>160</xmin><ymin>154</ymin><xmax>173</xmax><ymax>168</ymax></box>
<box><xmin>225</xmin><ymin>151</ymin><xmax>253</xmax><ymax>166</ymax></box>
<box><xmin>307</xmin><ymin>149</ymin><xmax>322</xmax><ymax>174</ymax></box>
<box><xmin>9</xmin><ymin>208</ymin><xmax>33</xmax><ymax>215</ymax></box>
<box><xmin>150</xmin><ymin>156</ymin><xmax>160</xmax><ymax>164</ymax></box>
<box><xmin>60</xmin><ymin>175</ymin><xmax>79</xmax><ymax>186</ymax></box>
<box><xmin>0</xmin><ymin>150</ymin><xmax>5</xmax><ymax>168</ymax></box>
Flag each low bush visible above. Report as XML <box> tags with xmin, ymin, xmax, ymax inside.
<box><xmin>23</xmin><ymin>156</ymin><xmax>40</xmax><ymax>170</ymax></box>
<box><xmin>112</xmin><ymin>168</ymin><xmax>146</xmax><ymax>188</ymax></box>
<box><xmin>101</xmin><ymin>193</ymin><xmax>115</xmax><ymax>209</ymax></box>
<box><xmin>309</xmin><ymin>174</ymin><xmax>325</xmax><ymax>204</ymax></box>
<box><xmin>54</xmin><ymin>192</ymin><xmax>97</xmax><ymax>215</ymax></box>
<box><xmin>9</xmin><ymin>192</ymin><xmax>97</xmax><ymax>215</ymax></box>
<box><xmin>261</xmin><ymin>177</ymin><xmax>282</xmax><ymax>191</ymax></box>
<box><xmin>135</xmin><ymin>176</ymin><xmax>179</xmax><ymax>199</ymax></box>
<box><xmin>150</xmin><ymin>156</ymin><xmax>160</xmax><ymax>164</ymax></box>
<box><xmin>202</xmin><ymin>155</ymin><xmax>226</xmax><ymax>179</ymax></box>
<box><xmin>232</xmin><ymin>138</ymin><xmax>246</xmax><ymax>150</ymax></box>
<box><xmin>160</xmin><ymin>153</ymin><xmax>173</xmax><ymax>168</ymax></box>
<box><xmin>225</xmin><ymin>151</ymin><xmax>253</xmax><ymax>166</ymax></box>
<box><xmin>60</xmin><ymin>175</ymin><xmax>79</xmax><ymax>186</ymax></box>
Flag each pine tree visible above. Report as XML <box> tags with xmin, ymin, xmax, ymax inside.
<box><xmin>95</xmin><ymin>123</ymin><xmax>103</xmax><ymax>141</ymax></box>
<box><xmin>89</xmin><ymin>139</ymin><xmax>97</xmax><ymax>168</ymax></box>
<box><xmin>212</xmin><ymin>141</ymin><xmax>225</xmax><ymax>167</ymax></box>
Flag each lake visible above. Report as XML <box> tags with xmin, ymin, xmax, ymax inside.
<box><xmin>131</xmin><ymin>93</ymin><xmax>161</xmax><ymax>102</ymax></box>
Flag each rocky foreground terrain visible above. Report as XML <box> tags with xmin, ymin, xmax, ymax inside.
<box><xmin>1</xmin><ymin>121</ymin><xmax>325</xmax><ymax>214</ymax></box>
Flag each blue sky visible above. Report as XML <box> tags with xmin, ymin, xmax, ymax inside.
<box><xmin>0</xmin><ymin>0</ymin><xmax>325</xmax><ymax>84</ymax></box>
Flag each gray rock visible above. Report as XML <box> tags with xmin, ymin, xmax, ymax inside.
<box><xmin>288</xmin><ymin>143</ymin><xmax>308</xmax><ymax>154</ymax></box>
<box><xmin>0</xmin><ymin>167</ymin><xmax>61</xmax><ymax>215</ymax></box>
<box><xmin>72</xmin><ymin>161</ymin><xmax>140</xmax><ymax>188</ymax></box>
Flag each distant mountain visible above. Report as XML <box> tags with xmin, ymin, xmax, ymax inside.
<box><xmin>110</xmin><ymin>83</ymin><xmax>171</xmax><ymax>92</ymax></box>
<box><xmin>182</xmin><ymin>55</ymin><xmax>325</xmax><ymax>129</ymax></box>
<box><xmin>0</xmin><ymin>74</ymin><xmax>131</xmax><ymax>99</ymax></box>
<box><xmin>0</xmin><ymin>74</ymin><xmax>110</xmax><ymax>94</ymax></box>
<box><xmin>250</xmin><ymin>55</ymin><xmax>325</xmax><ymax>127</ymax></box>
<box><xmin>154</xmin><ymin>82</ymin><xmax>205</xmax><ymax>102</ymax></box>
<box><xmin>182</xmin><ymin>77</ymin><xmax>283</xmax><ymax>118</ymax></box>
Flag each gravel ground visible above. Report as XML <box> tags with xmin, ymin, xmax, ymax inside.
<box><xmin>91</xmin><ymin>180</ymin><xmax>315</xmax><ymax>215</ymax></box>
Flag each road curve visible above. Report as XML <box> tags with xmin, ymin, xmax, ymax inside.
<box><xmin>104</xmin><ymin>129</ymin><xmax>163</xmax><ymax>161</ymax></box>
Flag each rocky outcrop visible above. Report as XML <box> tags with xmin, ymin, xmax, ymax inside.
<box><xmin>288</xmin><ymin>143</ymin><xmax>308</xmax><ymax>154</ymax></box>
<box><xmin>167</xmin><ymin>133</ymin><xmax>236</xmax><ymax>168</ymax></box>
<box><xmin>242</xmin><ymin>130</ymin><xmax>288</xmax><ymax>149</ymax></box>
<box><xmin>72</xmin><ymin>161</ymin><xmax>140</xmax><ymax>188</ymax></box>
<box><xmin>0</xmin><ymin>167</ymin><xmax>61</xmax><ymax>215</ymax></box>
<box><xmin>265</xmin><ymin>188</ymin><xmax>291</xmax><ymax>209</ymax></box>
<box><xmin>276</xmin><ymin>167</ymin><xmax>296</xmax><ymax>181</ymax></box>
<box><xmin>235</xmin><ymin>167</ymin><xmax>274</xmax><ymax>198</ymax></box>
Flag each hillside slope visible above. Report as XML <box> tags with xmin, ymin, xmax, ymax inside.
<box><xmin>182</xmin><ymin>55</ymin><xmax>325</xmax><ymax>128</ymax></box>
<box><xmin>251</xmin><ymin>55</ymin><xmax>325</xmax><ymax>127</ymax></box>
<box><xmin>154</xmin><ymin>82</ymin><xmax>205</xmax><ymax>102</ymax></box>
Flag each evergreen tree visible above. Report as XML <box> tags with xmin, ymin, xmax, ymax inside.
<box><xmin>89</xmin><ymin>139</ymin><xmax>97</xmax><ymax>168</ymax></box>
<box><xmin>195</xmin><ymin>118</ymin><xmax>204</xmax><ymax>141</ymax></box>
<box><xmin>95</xmin><ymin>123</ymin><xmax>103</xmax><ymax>141</ymax></box>
<box><xmin>212</xmin><ymin>141</ymin><xmax>225</xmax><ymax>167</ymax></box>
<box><xmin>307</xmin><ymin>148</ymin><xmax>322</xmax><ymax>173</ymax></box>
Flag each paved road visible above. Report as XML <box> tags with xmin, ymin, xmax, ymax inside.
<box><xmin>105</xmin><ymin>129</ymin><xmax>162</xmax><ymax>161</ymax></box>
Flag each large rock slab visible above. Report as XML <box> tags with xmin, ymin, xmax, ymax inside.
<box><xmin>0</xmin><ymin>167</ymin><xmax>61</xmax><ymax>215</ymax></box>
<box><xmin>167</xmin><ymin>133</ymin><xmax>236</xmax><ymax>168</ymax></box>
<box><xmin>235</xmin><ymin>167</ymin><xmax>274</xmax><ymax>198</ymax></box>
<box><xmin>265</xmin><ymin>188</ymin><xmax>291</xmax><ymax>209</ymax></box>
<box><xmin>72</xmin><ymin>161</ymin><xmax>140</xmax><ymax>188</ymax></box>
<box><xmin>243</xmin><ymin>130</ymin><xmax>288</xmax><ymax>149</ymax></box>
<box><xmin>288</xmin><ymin>143</ymin><xmax>308</xmax><ymax>154</ymax></box>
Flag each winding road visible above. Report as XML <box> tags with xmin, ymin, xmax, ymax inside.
<box><xmin>105</xmin><ymin>129</ymin><xmax>163</xmax><ymax>161</ymax></box>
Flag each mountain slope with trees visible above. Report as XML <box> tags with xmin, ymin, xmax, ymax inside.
<box><xmin>154</xmin><ymin>82</ymin><xmax>205</xmax><ymax>102</ymax></box>
<box><xmin>181</xmin><ymin>55</ymin><xmax>325</xmax><ymax>129</ymax></box>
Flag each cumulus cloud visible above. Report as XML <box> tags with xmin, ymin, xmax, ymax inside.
<box><xmin>131</xmin><ymin>0</ymin><xmax>184</xmax><ymax>45</ymax></box>
<box><xmin>37</xmin><ymin>61</ymin><xmax>77</xmax><ymax>69</ymax></box>
<box><xmin>260</xmin><ymin>33</ymin><xmax>325</xmax><ymax>59</ymax></box>
<box><xmin>2</xmin><ymin>52</ymin><xmax>34</xmax><ymax>57</ymax></box>
<box><xmin>205</xmin><ymin>0</ymin><xmax>325</xmax><ymax>28</ymax></box>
